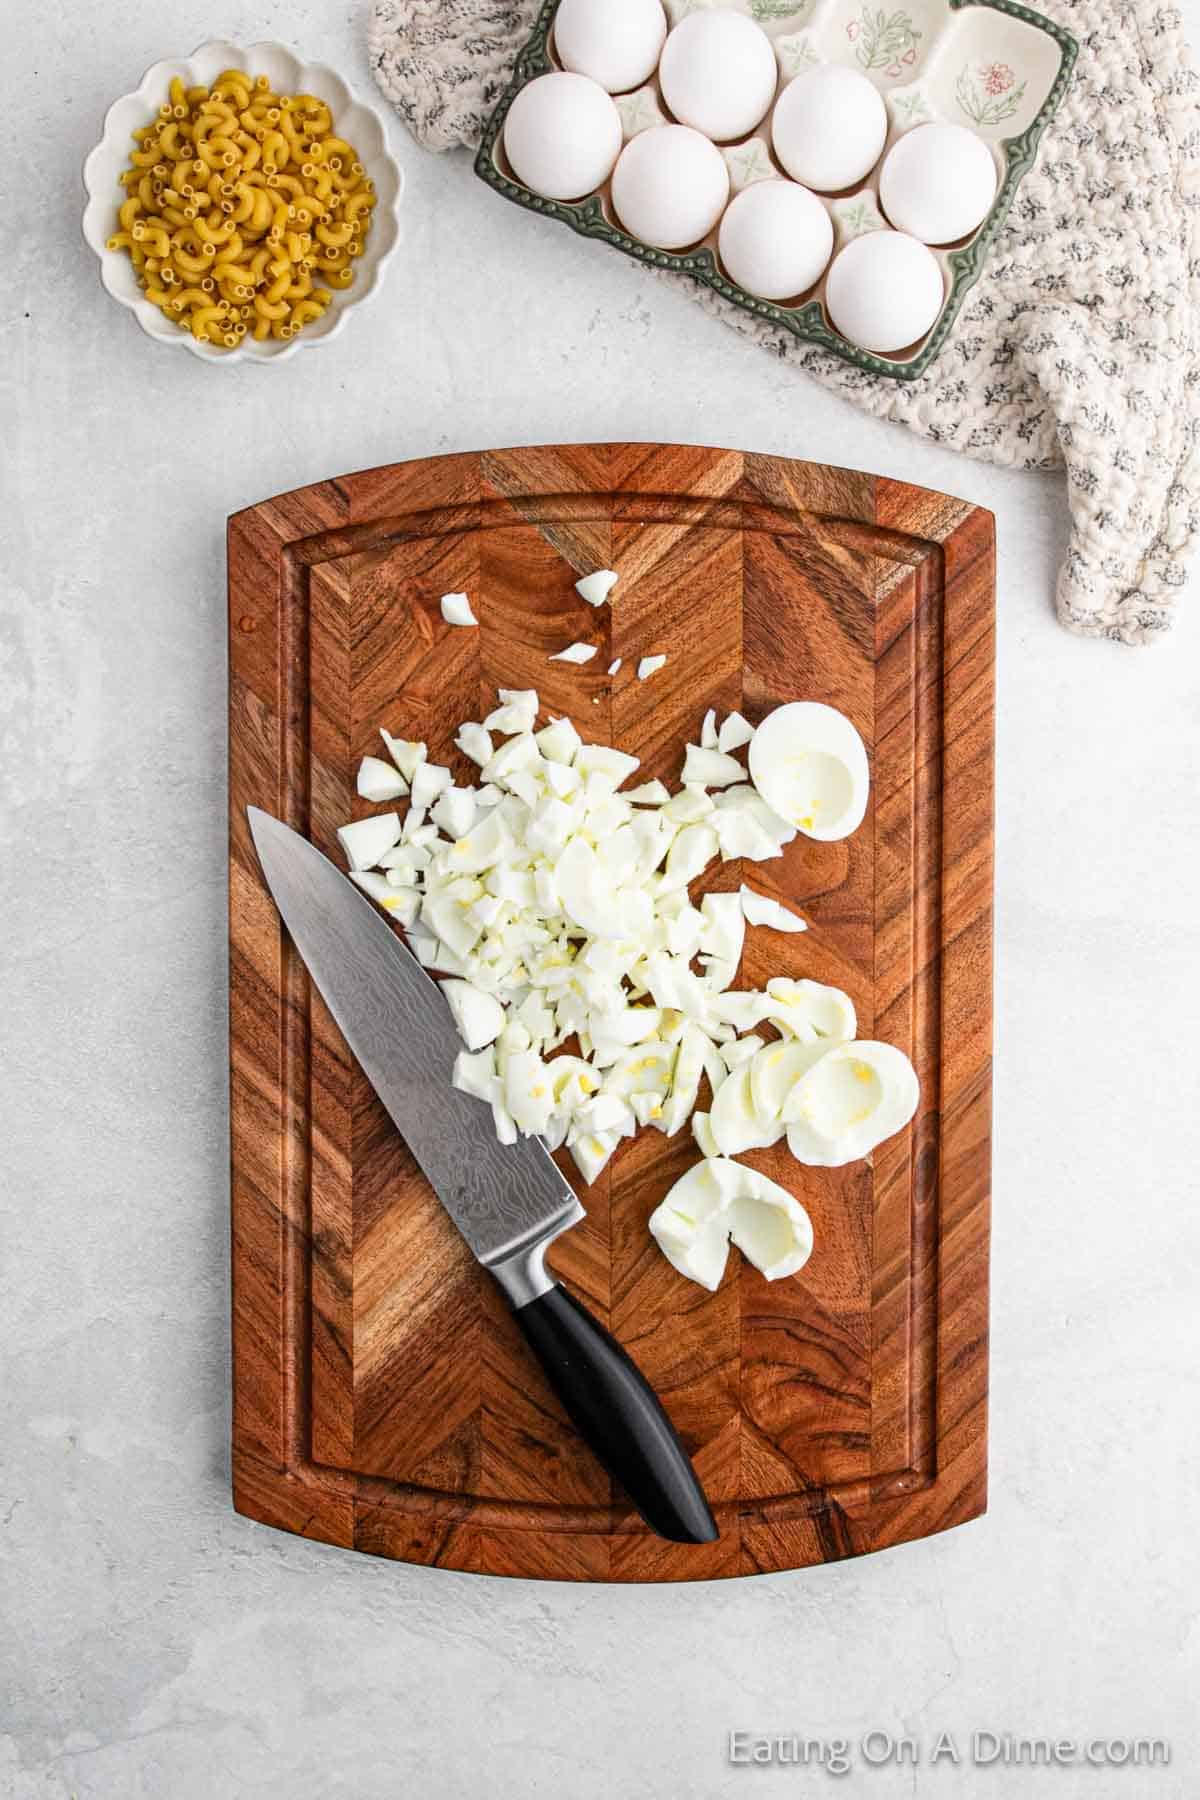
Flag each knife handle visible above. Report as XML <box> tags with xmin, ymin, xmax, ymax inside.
<box><xmin>513</xmin><ymin>1283</ymin><xmax>718</xmax><ymax>1545</ymax></box>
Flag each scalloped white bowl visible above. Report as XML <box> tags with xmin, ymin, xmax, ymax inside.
<box><xmin>82</xmin><ymin>40</ymin><xmax>404</xmax><ymax>365</ymax></box>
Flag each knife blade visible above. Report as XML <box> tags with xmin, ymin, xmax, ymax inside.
<box><xmin>247</xmin><ymin>808</ymin><xmax>717</xmax><ymax>1545</ymax></box>
<box><xmin>247</xmin><ymin>806</ymin><xmax>584</xmax><ymax>1297</ymax></box>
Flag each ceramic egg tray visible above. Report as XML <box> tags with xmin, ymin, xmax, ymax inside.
<box><xmin>476</xmin><ymin>0</ymin><xmax>1077</xmax><ymax>380</ymax></box>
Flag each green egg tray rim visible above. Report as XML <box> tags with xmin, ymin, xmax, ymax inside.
<box><xmin>474</xmin><ymin>0</ymin><xmax>1079</xmax><ymax>382</ymax></box>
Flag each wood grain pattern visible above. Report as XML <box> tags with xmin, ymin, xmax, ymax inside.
<box><xmin>229</xmin><ymin>444</ymin><xmax>994</xmax><ymax>1581</ymax></box>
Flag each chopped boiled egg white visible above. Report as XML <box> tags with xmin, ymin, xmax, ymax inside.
<box><xmin>747</xmin><ymin>1037</ymin><xmax>832</xmax><ymax>1123</ymax></box>
<box><xmin>357</xmin><ymin>755</ymin><xmax>409</xmax><ymax>803</ymax></box>
<box><xmin>379</xmin><ymin>844</ymin><xmax>424</xmax><ymax>880</ymax></box>
<box><xmin>536</xmin><ymin>715</ymin><xmax>582</xmax><ymax>763</ymax></box>
<box><xmin>485</xmin><ymin>689</ymin><xmax>539</xmax><ymax>734</ymax></box>
<box><xmin>716</xmin><ymin>785</ymin><xmax>797</xmax><ymax>841</ymax></box>
<box><xmin>504</xmin><ymin>1049</ymin><xmax>557</xmax><ymax>1136</ymax></box>
<box><xmin>748</xmin><ymin>700</ymin><xmax>869</xmax><ymax>841</ymax></box>
<box><xmin>648</xmin><ymin>1158</ymin><xmax>741</xmax><ymax>1290</ymax></box>
<box><xmin>575</xmin><ymin>1091</ymin><xmax>636</xmax><ymax>1136</ymax></box>
<box><xmin>381</xmin><ymin>732</ymin><xmax>427</xmax><ymax>782</ymax></box>
<box><xmin>682</xmin><ymin>744</ymin><xmax>744</xmax><ymax>788</ymax></box>
<box><xmin>710</xmin><ymin>1062</ymin><xmax>785</xmax><ymax>1155</ymax></box>
<box><xmin>658</xmin><ymin>1020</ymin><xmax>708</xmax><ymax>1134</ymax></box>
<box><xmin>648</xmin><ymin>1158</ymin><xmax>813</xmax><ymax>1290</ymax></box>
<box><xmin>718</xmin><ymin>710</ymin><xmax>754</xmax><ymax>753</ymax></box>
<box><xmin>664</xmin><ymin>822</ymin><xmax>718</xmax><ymax>891</ymax></box>
<box><xmin>608</xmin><ymin>658</ymin><xmax>622</xmax><ymax>676</ymax></box>
<box><xmin>720</xmin><ymin>1034</ymin><xmax>764</xmax><ymax>1071</ymax></box>
<box><xmin>337</xmin><ymin>811</ymin><xmax>401</xmax><ymax>871</ymax></box>
<box><xmin>691</xmin><ymin>1110</ymin><xmax>720</xmax><ymax>1159</ymax></box>
<box><xmin>638</xmin><ymin>655</ymin><xmax>668</xmax><ymax>680</ymax></box>
<box><xmin>576</xmin><ymin>569</ymin><xmax>619</xmax><ymax>607</ymax></box>
<box><xmin>410</xmin><ymin>761</ymin><xmax>453</xmax><ymax>815</ymax></box>
<box><xmin>441</xmin><ymin>978</ymin><xmax>506</xmax><ymax>1050</ymax></box>
<box><xmin>727</xmin><ymin>1171</ymin><xmax>814</xmax><ymax>1281</ymax></box>
<box><xmin>350</xmin><ymin>870</ymin><xmax>419</xmax><ymax>922</ymax></box>
<box><xmin>576</xmin><ymin>743</ymin><xmax>640</xmax><ymax>786</ymax></box>
<box><xmin>441</xmin><ymin>592</ymin><xmax>478</xmax><ymax>627</ymax></box>
<box><xmin>625</xmin><ymin>779</ymin><xmax>670</xmax><ymax>805</ymax></box>
<box><xmin>337</xmin><ymin>683</ymin><xmax>916</xmax><ymax>1292</ymax></box>
<box><xmin>571</xmin><ymin>1127</ymin><xmax>622</xmax><ymax>1185</ymax></box>
<box><xmin>454</xmin><ymin>723</ymin><xmax>493</xmax><ymax>767</ymax></box>
<box><xmin>764</xmin><ymin>976</ymin><xmax>857</xmax><ymax>1043</ymax></box>
<box><xmin>431</xmin><ymin>785</ymin><xmax>477</xmax><ymax>840</ymax></box>
<box><xmin>708</xmin><ymin>989</ymin><xmax>773</xmax><ymax>1033</ymax></box>
<box><xmin>452</xmin><ymin>1045</ymin><xmax>499</xmax><ymax>1101</ymax></box>
<box><xmin>740</xmin><ymin>885</ymin><xmax>808</xmax><ymax>933</ymax></box>
<box><xmin>550</xmin><ymin>641</ymin><xmax>598</xmax><ymax>664</ymax></box>
<box><xmin>698</xmin><ymin>890</ymin><xmax>745</xmax><ymax>991</ymax></box>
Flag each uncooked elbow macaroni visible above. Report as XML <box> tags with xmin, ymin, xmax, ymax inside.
<box><xmin>107</xmin><ymin>70</ymin><xmax>376</xmax><ymax>350</ymax></box>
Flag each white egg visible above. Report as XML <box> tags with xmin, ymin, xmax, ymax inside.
<box><xmin>879</xmin><ymin>121</ymin><xmax>997</xmax><ymax>245</ymax></box>
<box><xmin>658</xmin><ymin>10</ymin><xmax>778</xmax><ymax>143</ymax></box>
<box><xmin>824</xmin><ymin>230</ymin><xmax>944</xmax><ymax>354</ymax></box>
<box><xmin>771</xmin><ymin>63</ymin><xmax>888</xmax><ymax>192</ymax></box>
<box><xmin>611</xmin><ymin>124</ymin><xmax>730</xmax><ymax>250</ymax></box>
<box><xmin>554</xmin><ymin>0</ymin><xmax>667</xmax><ymax>94</ymax></box>
<box><xmin>503</xmin><ymin>71</ymin><xmax>623</xmax><ymax>200</ymax></box>
<box><xmin>718</xmin><ymin>178</ymin><xmax>833</xmax><ymax>300</ymax></box>
<box><xmin>748</xmin><ymin>700</ymin><xmax>869</xmax><ymax>840</ymax></box>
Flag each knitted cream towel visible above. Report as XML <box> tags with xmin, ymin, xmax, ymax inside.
<box><xmin>368</xmin><ymin>0</ymin><xmax>1200</xmax><ymax>643</ymax></box>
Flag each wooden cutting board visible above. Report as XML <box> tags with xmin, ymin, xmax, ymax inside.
<box><xmin>228</xmin><ymin>443</ymin><xmax>994</xmax><ymax>1582</ymax></box>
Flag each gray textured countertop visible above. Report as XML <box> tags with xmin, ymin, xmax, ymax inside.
<box><xmin>3</xmin><ymin>3</ymin><xmax>1199</xmax><ymax>1796</ymax></box>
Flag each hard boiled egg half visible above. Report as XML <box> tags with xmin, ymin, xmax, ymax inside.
<box><xmin>649</xmin><ymin>1158</ymin><xmax>814</xmax><ymax>1291</ymax></box>
<box><xmin>748</xmin><ymin>700</ymin><xmax>869</xmax><ymax>840</ymax></box>
<box><xmin>782</xmin><ymin>1041</ymin><xmax>920</xmax><ymax>1167</ymax></box>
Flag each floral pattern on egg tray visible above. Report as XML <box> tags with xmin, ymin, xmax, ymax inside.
<box><xmin>476</xmin><ymin>0</ymin><xmax>1078</xmax><ymax>381</ymax></box>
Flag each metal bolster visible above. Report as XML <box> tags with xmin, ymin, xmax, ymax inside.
<box><xmin>485</xmin><ymin>1201</ymin><xmax>586</xmax><ymax>1310</ymax></box>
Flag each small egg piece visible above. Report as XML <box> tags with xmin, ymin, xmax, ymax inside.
<box><xmin>771</xmin><ymin>63</ymin><xmax>888</xmax><ymax>192</ymax></box>
<box><xmin>710</xmin><ymin>1063</ymin><xmax>786</xmax><ymax>1157</ymax></box>
<box><xmin>825</xmin><ymin>230</ymin><xmax>944</xmax><ymax>354</ymax></box>
<box><xmin>611</xmin><ymin>124</ymin><xmax>730</xmax><ymax>250</ymax></box>
<box><xmin>658</xmin><ymin>10</ymin><xmax>778</xmax><ymax>143</ymax></box>
<box><xmin>748</xmin><ymin>700</ymin><xmax>869</xmax><ymax>841</ymax></box>
<box><xmin>554</xmin><ymin>0</ymin><xmax>667</xmax><ymax>94</ymax></box>
<box><xmin>503</xmin><ymin>71</ymin><xmax>623</xmax><ymax>201</ymax></box>
<box><xmin>648</xmin><ymin>1158</ymin><xmax>741</xmax><ymax>1291</ymax></box>
<box><xmin>879</xmin><ymin>122</ymin><xmax>997</xmax><ymax>245</ymax></box>
<box><xmin>718</xmin><ymin>178</ymin><xmax>833</xmax><ymax>300</ymax></box>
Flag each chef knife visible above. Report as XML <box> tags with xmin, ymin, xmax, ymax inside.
<box><xmin>247</xmin><ymin>809</ymin><xmax>718</xmax><ymax>1546</ymax></box>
